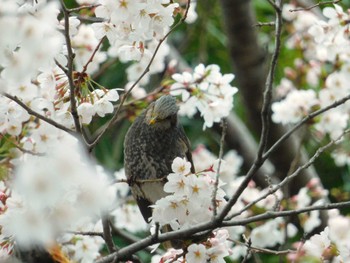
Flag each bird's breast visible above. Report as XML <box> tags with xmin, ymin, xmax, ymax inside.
<box><xmin>124</xmin><ymin>124</ymin><xmax>185</xmax><ymax>181</ymax></box>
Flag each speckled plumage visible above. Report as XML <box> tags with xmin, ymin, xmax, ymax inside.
<box><xmin>124</xmin><ymin>95</ymin><xmax>194</xmax><ymax>222</ymax></box>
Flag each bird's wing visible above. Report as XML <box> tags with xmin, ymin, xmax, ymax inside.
<box><xmin>135</xmin><ymin>195</ymin><xmax>153</xmax><ymax>223</ymax></box>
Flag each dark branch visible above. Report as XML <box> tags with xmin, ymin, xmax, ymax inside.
<box><xmin>60</xmin><ymin>0</ymin><xmax>82</xmax><ymax>134</ymax></box>
<box><xmin>3</xmin><ymin>93</ymin><xmax>75</xmax><ymax>135</ymax></box>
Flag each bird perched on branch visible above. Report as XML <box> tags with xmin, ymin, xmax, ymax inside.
<box><xmin>124</xmin><ymin>95</ymin><xmax>195</xmax><ymax>223</ymax></box>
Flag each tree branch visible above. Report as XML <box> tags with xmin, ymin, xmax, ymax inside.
<box><xmin>290</xmin><ymin>0</ymin><xmax>341</xmax><ymax>12</ymax></box>
<box><xmin>212</xmin><ymin>119</ymin><xmax>227</xmax><ymax>216</ymax></box>
<box><xmin>231</xmin><ymin>239</ymin><xmax>297</xmax><ymax>255</ymax></box>
<box><xmin>228</xmin><ymin>129</ymin><xmax>349</xmax><ymax>220</ymax></box>
<box><xmin>216</xmin><ymin>0</ymin><xmax>284</xmax><ymax>222</ymax></box>
<box><xmin>263</xmin><ymin>93</ymin><xmax>350</xmax><ymax>161</ymax></box>
<box><xmin>60</xmin><ymin>0</ymin><xmax>82</xmax><ymax>134</ymax></box>
<box><xmin>223</xmin><ymin>200</ymin><xmax>350</xmax><ymax>227</ymax></box>
<box><xmin>258</xmin><ymin>0</ymin><xmax>282</xmax><ymax>157</ymax></box>
<box><xmin>3</xmin><ymin>93</ymin><xmax>75</xmax><ymax>135</ymax></box>
<box><xmin>68</xmin><ymin>4</ymin><xmax>100</xmax><ymax>13</ymax></box>
<box><xmin>81</xmin><ymin>37</ymin><xmax>105</xmax><ymax>75</ymax></box>
<box><xmin>101</xmin><ymin>215</ymin><xmax>116</xmax><ymax>253</ymax></box>
<box><xmin>95</xmin><ymin>197</ymin><xmax>350</xmax><ymax>263</ymax></box>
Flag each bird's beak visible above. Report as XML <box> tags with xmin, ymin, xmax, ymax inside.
<box><xmin>149</xmin><ymin>116</ymin><xmax>157</xmax><ymax>125</ymax></box>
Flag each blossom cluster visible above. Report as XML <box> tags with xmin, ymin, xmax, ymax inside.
<box><xmin>92</xmin><ymin>0</ymin><xmax>178</xmax><ymax>61</ymax></box>
<box><xmin>272</xmin><ymin>4</ymin><xmax>350</xmax><ymax>165</ymax></box>
<box><xmin>151</xmin><ymin>147</ymin><xmax>297</xmax><ymax>262</ymax></box>
<box><xmin>0</xmin><ymin>0</ymin><xmax>63</xmax><ymax>90</ymax></box>
<box><xmin>155</xmin><ymin>229</ymin><xmax>231</xmax><ymax>263</ymax></box>
<box><xmin>0</xmin><ymin>134</ymin><xmax>115</xmax><ymax>261</ymax></box>
<box><xmin>170</xmin><ymin>64</ymin><xmax>238</xmax><ymax>129</ymax></box>
<box><xmin>93</xmin><ymin>0</ymin><xmax>179</xmax><ymax>88</ymax></box>
<box><xmin>152</xmin><ymin>157</ymin><xmax>227</xmax><ymax>230</ymax></box>
<box><xmin>290</xmin><ymin>210</ymin><xmax>350</xmax><ymax>262</ymax></box>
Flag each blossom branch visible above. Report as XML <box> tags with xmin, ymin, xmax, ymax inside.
<box><xmin>289</xmin><ymin>0</ymin><xmax>341</xmax><ymax>12</ymax></box>
<box><xmin>2</xmin><ymin>135</ymin><xmax>43</xmax><ymax>156</ymax></box>
<box><xmin>87</xmin><ymin>0</ymin><xmax>191</xmax><ymax>151</ymax></box>
<box><xmin>263</xmin><ymin>93</ymin><xmax>350</xmax><ymax>161</ymax></box>
<box><xmin>227</xmin><ymin>129</ymin><xmax>350</xmax><ymax>220</ymax></box>
<box><xmin>3</xmin><ymin>93</ymin><xmax>75</xmax><ymax>135</ymax></box>
<box><xmin>212</xmin><ymin>118</ymin><xmax>227</xmax><ymax>216</ymax></box>
<box><xmin>216</xmin><ymin>0</ymin><xmax>283</xmax><ymax>222</ymax></box>
<box><xmin>110</xmin><ymin>224</ymin><xmax>164</xmax><ymax>255</ymax></box>
<box><xmin>254</xmin><ymin>21</ymin><xmax>275</xmax><ymax>27</ymax></box>
<box><xmin>95</xmin><ymin>220</ymin><xmax>218</xmax><ymax>263</ymax></box>
<box><xmin>81</xmin><ymin>37</ymin><xmax>105</xmax><ymax>75</ymax></box>
<box><xmin>60</xmin><ymin>0</ymin><xmax>82</xmax><ymax>134</ymax></box>
<box><xmin>67</xmin><ymin>4</ymin><xmax>100</xmax><ymax>13</ymax></box>
<box><xmin>101</xmin><ymin>216</ymin><xmax>116</xmax><ymax>253</ymax></box>
<box><xmin>222</xmin><ymin>200</ymin><xmax>350</xmax><ymax>227</ymax></box>
<box><xmin>259</xmin><ymin>0</ymin><xmax>282</xmax><ymax>158</ymax></box>
<box><xmin>231</xmin><ymin>239</ymin><xmax>297</xmax><ymax>255</ymax></box>
<box><xmin>67</xmin><ymin>231</ymin><xmax>104</xmax><ymax>237</ymax></box>
<box><xmin>55</xmin><ymin>59</ymin><xmax>68</xmax><ymax>74</ymax></box>
<box><xmin>96</xmin><ymin>198</ymin><xmax>350</xmax><ymax>263</ymax></box>
<box><xmin>111</xmin><ymin>177</ymin><xmax>165</xmax><ymax>186</ymax></box>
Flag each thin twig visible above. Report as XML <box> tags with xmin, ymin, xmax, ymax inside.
<box><xmin>263</xmin><ymin>93</ymin><xmax>350</xmax><ymax>161</ymax></box>
<box><xmin>3</xmin><ymin>93</ymin><xmax>75</xmax><ymax>135</ymax></box>
<box><xmin>110</xmin><ymin>224</ymin><xmax>165</xmax><ymax>255</ymax></box>
<box><xmin>95</xmin><ymin>198</ymin><xmax>350</xmax><ymax>263</ymax></box>
<box><xmin>231</xmin><ymin>239</ymin><xmax>297</xmax><ymax>255</ymax></box>
<box><xmin>87</xmin><ymin>0</ymin><xmax>192</xmax><ymax>151</ymax></box>
<box><xmin>227</xmin><ymin>129</ymin><xmax>350</xmax><ymax>220</ymax></box>
<box><xmin>8</xmin><ymin>141</ymin><xmax>44</xmax><ymax>156</ymax></box>
<box><xmin>212</xmin><ymin>119</ymin><xmax>227</xmax><ymax>216</ymax></box>
<box><xmin>259</xmin><ymin>0</ymin><xmax>282</xmax><ymax>158</ymax></box>
<box><xmin>216</xmin><ymin>0</ymin><xmax>283</xmax><ymax>223</ymax></box>
<box><xmin>68</xmin><ymin>4</ymin><xmax>100</xmax><ymax>13</ymax></box>
<box><xmin>254</xmin><ymin>22</ymin><xmax>275</xmax><ymax>27</ymax></box>
<box><xmin>68</xmin><ymin>231</ymin><xmax>104</xmax><ymax>237</ymax></box>
<box><xmin>81</xmin><ymin>37</ymin><xmax>105</xmax><ymax>75</ymax></box>
<box><xmin>77</xmin><ymin>15</ymin><xmax>105</xmax><ymax>23</ymax></box>
<box><xmin>60</xmin><ymin>0</ymin><xmax>82</xmax><ymax>134</ymax></box>
<box><xmin>241</xmin><ymin>238</ymin><xmax>252</xmax><ymax>263</ymax></box>
<box><xmin>290</xmin><ymin>0</ymin><xmax>341</xmax><ymax>12</ymax></box>
<box><xmin>55</xmin><ymin>59</ymin><xmax>68</xmax><ymax>74</ymax></box>
<box><xmin>223</xmin><ymin>200</ymin><xmax>350</xmax><ymax>227</ymax></box>
<box><xmin>266</xmin><ymin>0</ymin><xmax>280</xmax><ymax>10</ymax></box>
<box><xmin>111</xmin><ymin>177</ymin><xmax>165</xmax><ymax>186</ymax></box>
<box><xmin>2</xmin><ymin>135</ymin><xmax>43</xmax><ymax>156</ymax></box>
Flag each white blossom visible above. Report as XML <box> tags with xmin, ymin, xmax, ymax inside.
<box><xmin>0</xmin><ymin>134</ymin><xmax>114</xmax><ymax>248</ymax></box>
<box><xmin>272</xmin><ymin>89</ymin><xmax>318</xmax><ymax>124</ymax></box>
<box><xmin>186</xmin><ymin>243</ymin><xmax>208</xmax><ymax>263</ymax></box>
<box><xmin>304</xmin><ymin>227</ymin><xmax>331</xmax><ymax>259</ymax></box>
<box><xmin>171</xmin><ymin>64</ymin><xmax>238</xmax><ymax>129</ymax></box>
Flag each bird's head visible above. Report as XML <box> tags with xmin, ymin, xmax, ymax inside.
<box><xmin>145</xmin><ymin>95</ymin><xmax>179</xmax><ymax>130</ymax></box>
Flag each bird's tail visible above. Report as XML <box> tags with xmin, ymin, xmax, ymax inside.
<box><xmin>161</xmin><ymin>224</ymin><xmax>184</xmax><ymax>249</ymax></box>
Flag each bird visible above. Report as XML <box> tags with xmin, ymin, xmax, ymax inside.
<box><xmin>124</xmin><ymin>95</ymin><xmax>195</xmax><ymax>224</ymax></box>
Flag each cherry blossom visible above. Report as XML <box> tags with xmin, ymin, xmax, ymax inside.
<box><xmin>186</xmin><ymin>243</ymin><xmax>208</xmax><ymax>263</ymax></box>
<box><xmin>271</xmin><ymin>89</ymin><xmax>318</xmax><ymax>124</ymax></box>
<box><xmin>303</xmin><ymin>227</ymin><xmax>331</xmax><ymax>259</ymax></box>
<box><xmin>0</xmin><ymin>134</ymin><xmax>114</xmax><ymax>249</ymax></box>
<box><xmin>152</xmin><ymin>158</ymin><xmax>227</xmax><ymax>230</ymax></box>
<box><xmin>0</xmin><ymin>0</ymin><xmax>63</xmax><ymax>88</ymax></box>
<box><xmin>170</xmin><ymin>64</ymin><xmax>238</xmax><ymax>129</ymax></box>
